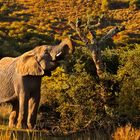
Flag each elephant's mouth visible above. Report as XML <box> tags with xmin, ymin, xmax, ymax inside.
<box><xmin>43</xmin><ymin>57</ymin><xmax>66</xmax><ymax>77</ymax></box>
<box><xmin>44</xmin><ymin>70</ymin><xmax>52</xmax><ymax>76</ymax></box>
<box><xmin>43</xmin><ymin>62</ymin><xmax>59</xmax><ymax>77</ymax></box>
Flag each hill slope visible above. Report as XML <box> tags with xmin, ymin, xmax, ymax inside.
<box><xmin>0</xmin><ymin>0</ymin><xmax>139</xmax><ymax>57</ymax></box>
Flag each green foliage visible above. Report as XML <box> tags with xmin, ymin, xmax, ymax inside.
<box><xmin>93</xmin><ymin>43</ymin><xmax>140</xmax><ymax>124</ymax></box>
<box><xmin>129</xmin><ymin>0</ymin><xmax>140</xmax><ymax>9</ymax></box>
<box><xmin>101</xmin><ymin>0</ymin><xmax>111</xmax><ymax>11</ymax></box>
<box><xmin>0</xmin><ymin>4</ymin><xmax>9</xmax><ymax>15</ymax></box>
<box><xmin>41</xmin><ymin>48</ymin><xmax>103</xmax><ymax>131</ymax></box>
<box><xmin>102</xmin><ymin>49</ymin><xmax>119</xmax><ymax>74</ymax></box>
<box><xmin>116</xmin><ymin>44</ymin><xmax>140</xmax><ymax>121</ymax></box>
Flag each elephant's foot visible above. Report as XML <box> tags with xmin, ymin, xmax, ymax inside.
<box><xmin>9</xmin><ymin>110</ymin><xmax>17</xmax><ymax>128</ymax></box>
<box><xmin>9</xmin><ymin>118</ymin><xmax>16</xmax><ymax>128</ymax></box>
<box><xmin>16</xmin><ymin>122</ymin><xmax>28</xmax><ymax>129</ymax></box>
<box><xmin>9</xmin><ymin>122</ymin><xmax>16</xmax><ymax>128</ymax></box>
<box><xmin>27</xmin><ymin>123</ymin><xmax>34</xmax><ymax>129</ymax></box>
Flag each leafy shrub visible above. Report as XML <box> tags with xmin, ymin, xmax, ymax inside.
<box><xmin>116</xmin><ymin>44</ymin><xmax>140</xmax><ymax>123</ymax></box>
<box><xmin>0</xmin><ymin>4</ymin><xmax>9</xmax><ymax>15</ymax></box>
<box><xmin>101</xmin><ymin>0</ymin><xmax>111</xmax><ymax>11</ymax></box>
<box><xmin>129</xmin><ymin>0</ymin><xmax>140</xmax><ymax>10</ymax></box>
<box><xmin>102</xmin><ymin>49</ymin><xmax>119</xmax><ymax>74</ymax></box>
<box><xmin>41</xmin><ymin>48</ymin><xmax>103</xmax><ymax>131</ymax></box>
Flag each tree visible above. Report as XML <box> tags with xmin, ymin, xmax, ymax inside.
<box><xmin>69</xmin><ymin>16</ymin><xmax>125</xmax><ymax>116</ymax></box>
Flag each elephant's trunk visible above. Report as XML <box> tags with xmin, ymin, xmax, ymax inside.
<box><xmin>58</xmin><ymin>38</ymin><xmax>74</xmax><ymax>54</ymax></box>
<box><xmin>50</xmin><ymin>38</ymin><xmax>74</xmax><ymax>61</ymax></box>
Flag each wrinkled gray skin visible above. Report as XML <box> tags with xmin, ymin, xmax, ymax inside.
<box><xmin>0</xmin><ymin>38</ymin><xmax>73</xmax><ymax>129</ymax></box>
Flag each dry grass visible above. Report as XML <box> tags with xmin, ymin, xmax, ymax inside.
<box><xmin>0</xmin><ymin>125</ymin><xmax>52</xmax><ymax>140</ymax></box>
<box><xmin>0</xmin><ymin>130</ymin><xmax>15</xmax><ymax>140</ymax></box>
<box><xmin>0</xmin><ymin>104</ymin><xmax>11</xmax><ymax>125</ymax></box>
<box><xmin>113</xmin><ymin>124</ymin><xmax>140</xmax><ymax>140</ymax></box>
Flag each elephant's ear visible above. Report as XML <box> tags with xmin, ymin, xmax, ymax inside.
<box><xmin>16</xmin><ymin>52</ymin><xmax>44</xmax><ymax>76</ymax></box>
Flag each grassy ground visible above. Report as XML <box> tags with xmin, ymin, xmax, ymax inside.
<box><xmin>0</xmin><ymin>104</ymin><xmax>11</xmax><ymax>125</ymax></box>
<box><xmin>113</xmin><ymin>124</ymin><xmax>140</xmax><ymax>140</ymax></box>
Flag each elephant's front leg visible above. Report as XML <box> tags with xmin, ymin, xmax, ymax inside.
<box><xmin>9</xmin><ymin>100</ymin><xmax>19</xmax><ymax>128</ymax></box>
<box><xmin>16</xmin><ymin>91</ymin><xmax>29</xmax><ymax>128</ymax></box>
<box><xmin>27</xmin><ymin>91</ymin><xmax>40</xmax><ymax>129</ymax></box>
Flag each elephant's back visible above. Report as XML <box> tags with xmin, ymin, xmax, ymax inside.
<box><xmin>0</xmin><ymin>57</ymin><xmax>15</xmax><ymax>69</ymax></box>
<box><xmin>0</xmin><ymin>57</ymin><xmax>17</xmax><ymax>103</ymax></box>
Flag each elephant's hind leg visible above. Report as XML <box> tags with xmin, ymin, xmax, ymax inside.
<box><xmin>9</xmin><ymin>100</ymin><xmax>19</xmax><ymax>128</ymax></box>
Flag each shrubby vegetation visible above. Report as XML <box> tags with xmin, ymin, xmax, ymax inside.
<box><xmin>0</xmin><ymin>0</ymin><xmax>139</xmax><ymax>136</ymax></box>
<box><xmin>113</xmin><ymin>124</ymin><xmax>140</xmax><ymax>140</ymax></box>
<box><xmin>129</xmin><ymin>0</ymin><xmax>140</xmax><ymax>9</ymax></box>
<box><xmin>101</xmin><ymin>0</ymin><xmax>111</xmax><ymax>11</ymax></box>
<box><xmin>41</xmin><ymin>47</ymin><xmax>102</xmax><ymax>131</ymax></box>
<box><xmin>40</xmin><ymin>42</ymin><xmax>140</xmax><ymax>132</ymax></box>
<box><xmin>116</xmin><ymin>44</ymin><xmax>140</xmax><ymax>124</ymax></box>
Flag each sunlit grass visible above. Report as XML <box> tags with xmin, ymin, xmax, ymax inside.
<box><xmin>113</xmin><ymin>124</ymin><xmax>140</xmax><ymax>140</ymax></box>
<box><xmin>0</xmin><ymin>125</ymin><xmax>49</xmax><ymax>140</ymax></box>
<box><xmin>0</xmin><ymin>104</ymin><xmax>11</xmax><ymax>125</ymax></box>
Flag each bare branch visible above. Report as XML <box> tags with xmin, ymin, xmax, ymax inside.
<box><xmin>88</xmin><ymin>29</ymin><xmax>104</xmax><ymax>75</ymax></box>
<box><xmin>90</xmin><ymin>46</ymin><xmax>104</xmax><ymax>76</ymax></box>
<box><xmin>69</xmin><ymin>20</ymin><xmax>104</xmax><ymax>77</ymax></box>
<box><xmin>87</xmin><ymin>21</ymin><xmax>101</xmax><ymax>30</ymax></box>
<box><xmin>99</xmin><ymin>26</ymin><xmax>125</xmax><ymax>44</ymax></box>
<box><xmin>69</xmin><ymin>21</ymin><xmax>89</xmax><ymax>45</ymax></box>
<box><xmin>88</xmin><ymin>29</ymin><xmax>97</xmax><ymax>44</ymax></box>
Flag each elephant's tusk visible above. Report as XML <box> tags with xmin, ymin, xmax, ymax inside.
<box><xmin>56</xmin><ymin>51</ymin><xmax>62</xmax><ymax>57</ymax></box>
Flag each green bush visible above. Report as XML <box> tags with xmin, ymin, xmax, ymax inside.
<box><xmin>0</xmin><ymin>4</ymin><xmax>10</xmax><ymax>15</ymax></box>
<box><xmin>101</xmin><ymin>0</ymin><xmax>111</xmax><ymax>11</ymax></box>
<box><xmin>116</xmin><ymin>44</ymin><xmax>140</xmax><ymax>122</ymax></box>
<box><xmin>41</xmin><ymin>48</ymin><xmax>103</xmax><ymax>131</ymax></box>
<box><xmin>129</xmin><ymin>0</ymin><xmax>140</xmax><ymax>10</ymax></box>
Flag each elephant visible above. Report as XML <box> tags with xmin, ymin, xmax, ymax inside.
<box><xmin>0</xmin><ymin>38</ymin><xmax>73</xmax><ymax>129</ymax></box>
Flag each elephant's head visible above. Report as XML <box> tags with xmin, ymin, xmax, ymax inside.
<box><xmin>16</xmin><ymin>38</ymin><xmax>73</xmax><ymax>76</ymax></box>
